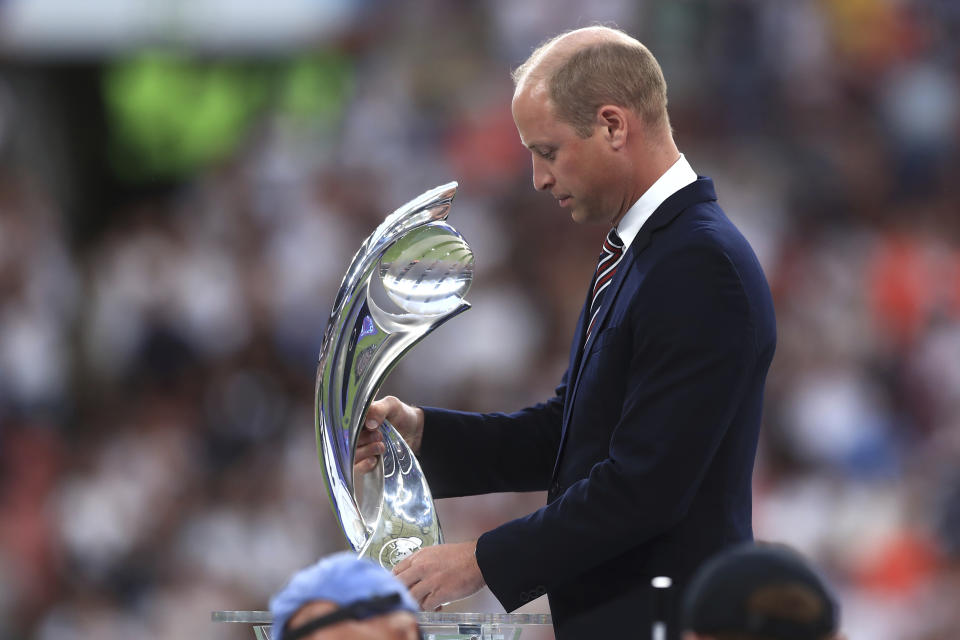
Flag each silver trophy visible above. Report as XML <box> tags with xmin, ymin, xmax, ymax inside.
<box><xmin>314</xmin><ymin>182</ymin><xmax>474</xmax><ymax>569</ymax></box>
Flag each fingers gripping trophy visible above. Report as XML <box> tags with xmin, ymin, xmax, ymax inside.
<box><xmin>314</xmin><ymin>183</ymin><xmax>473</xmax><ymax>571</ymax></box>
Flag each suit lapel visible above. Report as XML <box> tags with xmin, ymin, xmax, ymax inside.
<box><xmin>566</xmin><ymin>278</ymin><xmax>593</xmax><ymax>385</ymax></box>
<box><xmin>579</xmin><ymin>250</ymin><xmax>633</xmax><ymax>371</ymax></box>
<box><xmin>554</xmin><ymin>178</ymin><xmax>718</xmax><ymax>477</ymax></box>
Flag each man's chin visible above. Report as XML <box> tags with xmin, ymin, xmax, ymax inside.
<box><xmin>569</xmin><ymin>207</ymin><xmax>597</xmax><ymax>225</ymax></box>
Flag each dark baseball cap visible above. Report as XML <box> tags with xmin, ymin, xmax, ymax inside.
<box><xmin>682</xmin><ymin>543</ymin><xmax>840</xmax><ymax>640</ymax></box>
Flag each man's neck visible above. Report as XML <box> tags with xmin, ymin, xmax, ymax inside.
<box><xmin>634</xmin><ymin>139</ymin><xmax>681</xmax><ymax>201</ymax></box>
<box><xmin>613</xmin><ymin>135</ymin><xmax>681</xmax><ymax>226</ymax></box>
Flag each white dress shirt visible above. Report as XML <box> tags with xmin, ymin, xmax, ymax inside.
<box><xmin>615</xmin><ymin>154</ymin><xmax>697</xmax><ymax>250</ymax></box>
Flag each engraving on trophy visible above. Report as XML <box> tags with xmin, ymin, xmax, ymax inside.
<box><xmin>315</xmin><ymin>182</ymin><xmax>473</xmax><ymax>568</ymax></box>
<box><xmin>355</xmin><ymin>343</ymin><xmax>380</xmax><ymax>378</ymax></box>
<box><xmin>379</xmin><ymin>536</ymin><xmax>424</xmax><ymax>569</ymax></box>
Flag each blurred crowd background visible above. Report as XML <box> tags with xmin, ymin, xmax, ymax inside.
<box><xmin>1</xmin><ymin>0</ymin><xmax>959</xmax><ymax>638</ymax></box>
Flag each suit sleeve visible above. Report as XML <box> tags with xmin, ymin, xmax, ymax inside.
<box><xmin>476</xmin><ymin>246</ymin><xmax>761</xmax><ymax>610</ymax></box>
<box><xmin>416</xmin><ymin>374</ymin><xmax>566</xmax><ymax>497</ymax></box>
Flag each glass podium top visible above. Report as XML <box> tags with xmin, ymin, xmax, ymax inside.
<box><xmin>212</xmin><ymin>610</ymin><xmax>552</xmax><ymax>625</ymax></box>
<box><xmin>213</xmin><ymin>610</ymin><xmax>552</xmax><ymax>640</ymax></box>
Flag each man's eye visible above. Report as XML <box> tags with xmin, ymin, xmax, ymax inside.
<box><xmin>540</xmin><ymin>149</ymin><xmax>555</xmax><ymax>160</ymax></box>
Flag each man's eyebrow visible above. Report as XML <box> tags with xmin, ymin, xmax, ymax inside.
<box><xmin>526</xmin><ymin>143</ymin><xmax>554</xmax><ymax>151</ymax></box>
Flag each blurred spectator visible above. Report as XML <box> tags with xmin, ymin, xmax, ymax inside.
<box><xmin>270</xmin><ymin>552</ymin><xmax>419</xmax><ymax>640</ymax></box>
<box><xmin>682</xmin><ymin>543</ymin><xmax>841</xmax><ymax>640</ymax></box>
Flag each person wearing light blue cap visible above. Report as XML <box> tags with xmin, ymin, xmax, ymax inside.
<box><xmin>270</xmin><ymin>552</ymin><xmax>420</xmax><ymax>640</ymax></box>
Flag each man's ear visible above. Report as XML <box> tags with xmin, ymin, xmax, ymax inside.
<box><xmin>597</xmin><ymin>105</ymin><xmax>628</xmax><ymax>150</ymax></box>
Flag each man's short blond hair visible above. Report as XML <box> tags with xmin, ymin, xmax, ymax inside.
<box><xmin>512</xmin><ymin>29</ymin><xmax>669</xmax><ymax>138</ymax></box>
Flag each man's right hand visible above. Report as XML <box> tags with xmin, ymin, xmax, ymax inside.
<box><xmin>354</xmin><ymin>396</ymin><xmax>425</xmax><ymax>474</ymax></box>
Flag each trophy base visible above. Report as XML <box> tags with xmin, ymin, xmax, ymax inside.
<box><xmin>212</xmin><ymin>610</ymin><xmax>553</xmax><ymax>639</ymax></box>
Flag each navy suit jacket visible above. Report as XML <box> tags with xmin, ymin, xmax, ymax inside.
<box><xmin>418</xmin><ymin>178</ymin><xmax>776</xmax><ymax>639</ymax></box>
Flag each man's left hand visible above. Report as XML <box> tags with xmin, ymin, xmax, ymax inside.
<box><xmin>393</xmin><ymin>540</ymin><xmax>485</xmax><ymax>611</ymax></box>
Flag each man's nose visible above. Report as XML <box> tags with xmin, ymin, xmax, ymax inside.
<box><xmin>532</xmin><ymin>157</ymin><xmax>554</xmax><ymax>191</ymax></box>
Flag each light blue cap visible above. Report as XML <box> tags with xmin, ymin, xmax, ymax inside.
<box><xmin>270</xmin><ymin>552</ymin><xmax>418</xmax><ymax>640</ymax></box>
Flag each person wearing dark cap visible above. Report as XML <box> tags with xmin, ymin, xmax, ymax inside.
<box><xmin>682</xmin><ymin>543</ymin><xmax>843</xmax><ymax>640</ymax></box>
<box><xmin>270</xmin><ymin>552</ymin><xmax>421</xmax><ymax>640</ymax></box>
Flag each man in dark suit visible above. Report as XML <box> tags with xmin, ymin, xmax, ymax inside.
<box><xmin>357</xmin><ymin>25</ymin><xmax>776</xmax><ymax>640</ymax></box>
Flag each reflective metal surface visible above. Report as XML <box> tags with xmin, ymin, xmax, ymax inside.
<box><xmin>315</xmin><ymin>182</ymin><xmax>473</xmax><ymax>569</ymax></box>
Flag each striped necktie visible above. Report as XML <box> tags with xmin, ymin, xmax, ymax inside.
<box><xmin>586</xmin><ymin>228</ymin><xmax>625</xmax><ymax>343</ymax></box>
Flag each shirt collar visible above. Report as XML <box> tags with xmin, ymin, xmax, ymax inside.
<box><xmin>615</xmin><ymin>154</ymin><xmax>697</xmax><ymax>249</ymax></box>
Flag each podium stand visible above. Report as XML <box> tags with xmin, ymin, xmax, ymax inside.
<box><xmin>212</xmin><ymin>610</ymin><xmax>552</xmax><ymax>639</ymax></box>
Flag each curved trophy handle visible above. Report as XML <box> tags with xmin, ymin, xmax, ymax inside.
<box><xmin>315</xmin><ymin>182</ymin><xmax>473</xmax><ymax>569</ymax></box>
